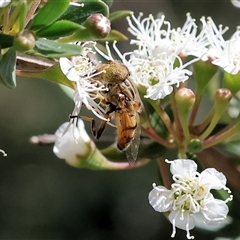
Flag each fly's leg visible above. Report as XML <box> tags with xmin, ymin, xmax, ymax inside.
<box><xmin>96</xmin><ymin>102</ymin><xmax>117</xmax><ymax>139</ymax></box>
<box><xmin>69</xmin><ymin>115</ymin><xmax>97</xmax><ymax>137</ymax></box>
<box><xmin>69</xmin><ymin>102</ymin><xmax>117</xmax><ymax>140</ymax></box>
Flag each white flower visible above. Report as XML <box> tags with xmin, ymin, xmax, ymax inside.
<box><xmin>203</xmin><ymin>17</ymin><xmax>240</xmax><ymax>74</ymax></box>
<box><xmin>212</xmin><ymin>28</ymin><xmax>240</xmax><ymax>74</ymax></box>
<box><xmin>128</xmin><ymin>53</ymin><xmax>193</xmax><ymax>100</ymax></box>
<box><xmin>127</xmin><ymin>13</ymin><xmax>210</xmax><ymax>60</ymax></box>
<box><xmin>59</xmin><ymin>42</ymin><xmax>108</xmax><ymax>130</ymax></box>
<box><xmin>0</xmin><ymin>0</ymin><xmax>11</xmax><ymax>8</ymax></box>
<box><xmin>148</xmin><ymin>159</ymin><xmax>233</xmax><ymax>239</ymax></box>
<box><xmin>53</xmin><ymin>121</ymin><xmax>91</xmax><ymax>166</ymax></box>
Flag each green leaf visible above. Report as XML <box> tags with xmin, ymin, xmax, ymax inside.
<box><xmin>0</xmin><ymin>33</ymin><xmax>14</xmax><ymax>49</ymax></box>
<box><xmin>223</xmin><ymin>72</ymin><xmax>240</xmax><ymax>94</ymax></box>
<box><xmin>220</xmin><ymin>140</ymin><xmax>240</xmax><ymax>156</ymax></box>
<box><xmin>59</xmin><ymin>26</ymin><xmax>118</xmax><ymax>42</ymax></box>
<box><xmin>59</xmin><ymin>0</ymin><xmax>109</xmax><ymax>24</ymax></box>
<box><xmin>29</xmin><ymin>0</ymin><xmax>70</xmax><ymax>31</ymax></box>
<box><xmin>61</xmin><ymin>28</ymin><xmax>128</xmax><ymax>43</ymax></box>
<box><xmin>100</xmin><ymin>30</ymin><xmax>128</xmax><ymax>41</ymax></box>
<box><xmin>109</xmin><ymin>10</ymin><xmax>133</xmax><ymax>22</ymax></box>
<box><xmin>0</xmin><ymin>48</ymin><xmax>16</xmax><ymax>88</ymax></box>
<box><xmin>36</xmin><ymin>20</ymin><xmax>82</xmax><ymax>38</ymax></box>
<box><xmin>101</xmin><ymin>0</ymin><xmax>113</xmax><ymax>7</ymax></box>
<box><xmin>142</xmin><ymin>98</ymin><xmax>169</xmax><ymax>138</ymax></box>
<box><xmin>149</xmin><ymin>110</ymin><xmax>169</xmax><ymax>138</ymax></box>
<box><xmin>18</xmin><ymin>0</ymin><xmax>27</xmax><ymax>31</ymax></box>
<box><xmin>34</xmin><ymin>38</ymin><xmax>83</xmax><ymax>58</ymax></box>
<box><xmin>18</xmin><ymin>64</ymin><xmax>75</xmax><ymax>89</ymax></box>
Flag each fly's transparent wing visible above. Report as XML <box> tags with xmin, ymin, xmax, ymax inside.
<box><xmin>125</xmin><ymin>115</ymin><xmax>141</xmax><ymax>164</ymax></box>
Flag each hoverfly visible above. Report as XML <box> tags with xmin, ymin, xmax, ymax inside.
<box><xmin>70</xmin><ymin>60</ymin><xmax>141</xmax><ymax>163</ymax></box>
<box><xmin>93</xmin><ymin>60</ymin><xmax>141</xmax><ymax>163</ymax></box>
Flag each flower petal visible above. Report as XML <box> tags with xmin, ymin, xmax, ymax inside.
<box><xmin>59</xmin><ymin>57</ymin><xmax>79</xmax><ymax>81</ymax></box>
<box><xmin>170</xmin><ymin>159</ymin><xmax>197</xmax><ymax>177</ymax></box>
<box><xmin>53</xmin><ymin>121</ymin><xmax>90</xmax><ymax>164</ymax></box>
<box><xmin>169</xmin><ymin>210</ymin><xmax>195</xmax><ymax>239</ymax></box>
<box><xmin>145</xmin><ymin>84</ymin><xmax>173</xmax><ymax>100</ymax></box>
<box><xmin>169</xmin><ymin>210</ymin><xmax>195</xmax><ymax>230</ymax></box>
<box><xmin>199</xmin><ymin>168</ymin><xmax>227</xmax><ymax>190</ymax></box>
<box><xmin>201</xmin><ymin>198</ymin><xmax>229</xmax><ymax>225</ymax></box>
<box><xmin>148</xmin><ymin>185</ymin><xmax>173</xmax><ymax>212</ymax></box>
<box><xmin>0</xmin><ymin>0</ymin><xmax>11</xmax><ymax>7</ymax></box>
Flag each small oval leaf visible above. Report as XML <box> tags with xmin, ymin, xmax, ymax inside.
<box><xmin>34</xmin><ymin>38</ymin><xmax>83</xmax><ymax>58</ymax></box>
<box><xmin>30</xmin><ymin>0</ymin><xmax>70</xmax><ymax>31</ymax></box>
<box><xmin>109</xmin><ymin>10</ymin><xmax>133</xmax><ymax>22</ymax></box>
<box><xmin>0</xmin><ymin>33</ymin><xmax>14</xmax><ymax>49</ymax></box>
<box><xmin>59</xmin><ymin>0</ymin><xmax>109</xmax><ymax>24</ymax></box>
<box><xmin>18</xmin><ymin>64</ymin><xmax>75</xmax><ymax>89</ymax></box>
<box><xmin>36</xmin><ymin>20</ymin><xmax>81</xmax><ymax>38</ymax></box>
<box><xmin>100</xmin><ymin>30</ymin><xmax>128</xmax><ymax>41</ymax></box>
<box><xmin>101</xmin><ymin>0</ymin><xmax>113</xmax><ymax>7</ymax></box>
<box><xmin>193</xmin><ymin>60</ymin><xmax>218</xmax><ymax>90</ymax></box>
<box><xmin>223</xmin><ymin>71</ymin><xmax>240</xmax><ymax>94</ymax></box>
<box><xmin>0</xmin><ymin>48</ymin><xmax>17</xmax><ymax>88</ymax></box>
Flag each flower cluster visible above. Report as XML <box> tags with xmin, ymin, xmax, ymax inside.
<box><xmin>55</xmin><ymin>12</ymin><xmax>237</xmax><ymax>239</ymax></box>
<box><xmin>122</xmin><ymin>13</ymin><xmax>240</xmax><ymax>100</ymax></box>
<box><xmin>123</xmin><ymin>13</ymin><xmax>207</xmax><ymax>99</ymax></box>
<box><xmin>59</xmin><ymin>13</ymin><xmax>240</xmax><ymax>120</ymax></box>
<box><xmin>149</xmin><ymin>159</ymin><xmax>233</xmax><ymax>239</ymax></box>
<box><xmin>2</xmin><ymin>0</ymin><xmax>238</xmax><ymax>239</ymax></box>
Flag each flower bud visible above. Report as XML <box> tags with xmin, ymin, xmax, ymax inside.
<box><xmin>213</xmin><ymin>88</ymin><xmax>232</xmax><ymax>121</ymax></box>
<box><xmin>215</xmin><ymin>88</ymin><xmax>232</xmax><ymax>105</ymax></box>
<box><xmin>174</xmin><ymin>88</ymin><xmax>195</xmax><ymax>142</ymax></box>
<box><xmin>53</xmin><ymin>121</ymin><xmax>148</xmax><ymax>170</ymax></box>
<box><xmin>175</xmin><ymin>88</ymin><xmax>195</xmax><ymax>114</ymax></box>
<box><xmin>13</xmin><ymin>30</ymin><xmax>36</xmax><ymax>52</ymax></box>
<box><xmin>187</xmin><ymin>138</ymin><xmax>203</xmax><ymax>153</ymax></box>
<box><xmin>199</xmin><ymin>88</ymin><xmax>232</xmax><ymax>140</ymax></box>
<box><xmin>83</xmin><ymin>13</ymin><xmax>111</xmax><ymax>38</ymax></box>
<box><xmin>53</xmin><ymin>121</ymin><xmax>91</xmax><ymax>167</ymax></box>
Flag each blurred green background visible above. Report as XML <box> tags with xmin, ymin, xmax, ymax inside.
<box><xmin>1</xmin><ymin>1</ymin><xmax>240</xmax><ymax>239</ymax></box>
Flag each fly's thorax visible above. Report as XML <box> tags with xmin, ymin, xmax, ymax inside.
<box><xmin>97</xmin><ymin>60</ymin><xmax>130</xmax><ymax>83</ymax></box>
